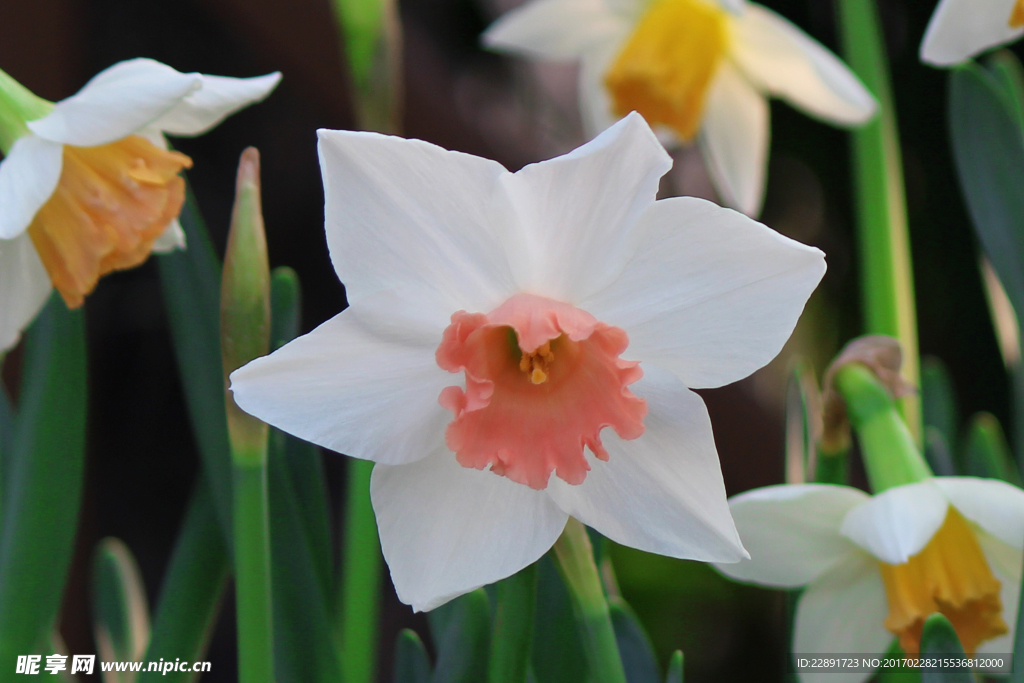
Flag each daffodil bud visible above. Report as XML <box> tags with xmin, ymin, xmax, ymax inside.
<box><xmin>332</xmin><ymin>0</ymin><xmax>403</xmax><ymax>133</ymax></box>
<box><xmin>0</xmin><ymin>68</ymin><xmax>52</xmax><ymax>154</ymax></box>
<box><xmin>222</xmin><ymin>147</ymin><xmax>271</xmax><ymax>467</ymax></box>
<box><xmin>824</xmin><ymin>335</ymin><xmax>931</xmax><ymax>492</ymax></box>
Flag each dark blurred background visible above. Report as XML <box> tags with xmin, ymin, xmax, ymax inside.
<box><xmin>0</xmin><ymin>0</ymin><xmax>1014</xmax><ymax>680</ymax></box>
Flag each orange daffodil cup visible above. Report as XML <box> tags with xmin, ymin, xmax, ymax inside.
<box><xmin>718</xmin><ymin>478</ymin><xmax>1024</xmax><ymax>682</ymax></box>
<box><xmin>0</xmin><ymin>58</ymin><xmax>280</xmax><ymax>353</ymax></box>
<box><xmin>229</xmin><ymin>113</ymin><xmax>826</xmax><ymax>611</ymax></box>
<box><xmin>482</xmin><ymin>0</ymin><xmax>877</xmax><ymax>216</ymax></box>
<box><xmin>921</xmin><ymin>0</ymin><xmax>1024</xmax><ymax>66</ymax></box>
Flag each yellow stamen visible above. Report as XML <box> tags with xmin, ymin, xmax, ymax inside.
<box><xmin>520</xmin><ymin>341</ymin><xmax>555</xmax><ymax>384</ymax></box>
<box><xmin>878</xmin><ymin>508</ymin><xmax>1006</xmax><ymax>655</ymax></box>
<box><xmin>28</xmin><ymin>135</ymin><xmax>193</xmax><ymax>308</ymax></box>
<box><xmin>604</xmin><ymin>0</ymin><xmax>729</xmax><ymax>141</ymax></box>
<box><xmin>1012</xmin><ymin>0</ymin><xmax>1024</xmax><ymax>28</ymax></box>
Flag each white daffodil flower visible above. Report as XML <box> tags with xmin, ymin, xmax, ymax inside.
<box><xmin>718</xmin><ymin>478</ymin><xmax>1024</xmax><ymax>683</ymax></box>
<box><xmin>0</xmin><ymin>58</ymin><xmax>281</xmax><ymax>353</ymax></box>
<box><xmin>229</xmin><ymin>113</ymin><xmax>826</xmax><ymax>611</ymax></box>
<box><xmin>921</xmin><ymin>0</ymin><xmax>1024</xmax><ymax>66</ymax></box>
<box><xmin>482</xmin><ymin>0</ymin><xmax>876</xmax><ymax>217</ymax></box>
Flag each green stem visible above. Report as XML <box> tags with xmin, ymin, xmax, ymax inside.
<box><xmin>234</xmin><ymin>462</ymin><xmax>274</xmax><ymax>683</ymax></box>
<box><xmin>834</xmin><ymin>364</ymin><xmax>931</xmax><ymax>492</ymax></box>
<box><xmin>836</xmin><ymin>0</ymin><xmax>921</xmax><ymax>444</ymax></box>
<box><xmin>336</xmin><ymin>457</ymin><xmax>382</xmax><ymax>683</ymax></box>
<box><xmin>140</xmin><ymin>479</ymin><xmax>229</xmax><ymax>683</ymax></box>
<box><xmin>552</xmin><ymin>518</ymin><xmax>627</xmax><ymax>683</ymax></box>
<box><xmin>0</xmin><ymin>67</ymin><xmax>51</xmax><ymax>153</ymax></box>
<box><xmin>488</xmin><ymin>564</ymin><xmax>538</xmax><ymax>683</ymax></box>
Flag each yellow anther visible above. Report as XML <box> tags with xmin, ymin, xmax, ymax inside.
<box><xmin>520</xmin><ymin>341</ymin><xmax>555</xmax><ymax>384</ymax></box>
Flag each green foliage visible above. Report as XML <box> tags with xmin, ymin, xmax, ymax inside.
<box><xmin>0</xmin><ymin>296</ymin><xmax>86</xmax><ymax>673</ymax></box>
<box><xmin>665</xmin><ymin>651</ymin><xmax>682</xmax><ymax>683</ymax></box>
<box><xmin>157</xmin><ymin>186</ymin><xmax>234</xmax><ymax>544</ymax></box>
<box><xmin>961</xmin><ymin>412</ymin><xmax>1021</xmax><ymax>485</ymax></box>
<box><xmin>948</xmin><ymin>63</ymin><xmax>1024</xmax><ymax>329</ymax></box>
<box><xmin>393</xmin><ymin>629</ymin><xmax>431</xmax><ymax>683</ymax></box>
<box><xmin>91</xmin><ymin>538</ymin><xmax>150</xmax><ymax>678</ymax></box>
<box><xmin>532</xmin><ymin>554</ymin><xmax>587</xmax><ymax>683</ymax></box>
<box><xmin>429</xmin><ymin>589</ymin><xmax>491</xmax><ymax>683</ymax></box>
<box><xmin>139</xmin><ymin>480</ymin><xmax>229</xmax><ymax>683</ymax></box>
<box><xmin>919</xmin><ymin>614</ymin><xmax>971</xmax><ymax>683</ymax></box>
<box><xmin>609</xmin><ymin>598</ymin><xmax>660</xmax><ymax>683</ymax></box>
<box><xmin>920</xmin><ymin>357</ymin><xmax>959</xmax><ymax>451</ymax></box>
<box><xmin>923</xmin><ymin>427</ymin><xmax>957</xmax><ymax>478</ymax></box>
<box><xmin>489</xmin><ymin>565</ymin><xmax>537</xmax><ymax>683</ymax></box>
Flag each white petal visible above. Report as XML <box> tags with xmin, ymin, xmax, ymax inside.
<box><xmin>920</xmin><ymin>0</ymin><xmax>1024</xmax><ymax>67</ymax></box>
<box><xmin>976</xmin><ymin>531</ymin><xmax>1022</xmax><ymax>655</ymax></box>
<box><xmin>482</xmin><ymin>0</ymin><xmax>629</xmax><ymax>60</ymax></box>
<box><xmin>546</xmin><ymin>365</ymin><xmax>746</xmax><ymax>563</ymax></box>
<box><xmin>229</xmin><ymin>308</ymin><xmax>451</xmax><ymax>466</ymax></box>
<box><xmin>730</xmin><ymin>4</ymin><xmax>877</xmax><ymax>126</ymax></box>
<box><xmin>0</xmin><ymin>135</ymin><xmax>63</xmax><ymax>239</ymax></box>
<box><xmin>28</xmin><ymin>59</ymin><xmax>201</xmax><ymax>147</ymax></box>
<box><xmin>840</xmin><ymin>481</ymin><xmax>949</xmax><ymax>564</ymax></box>
<box><xmin>578</xmin><ymin>40</ymin><xmax>626</xmax><ymax>140</ymax></box>
<box><xmin>151</xmin><ymin>72</ymin><xmax>281</xmax><ymax>137</ymax></box>
<box><xmin>151</xmin><ymin>218</ymin><xmax>186</xmax><ymax>253</ymax></box>
<box><xmin>317</xmin><ymin>128</ymin><xmax>520</xmax><ymax>314</ymax></box>
<box><xmin>793</xmin><ymin>554</ymin><xmax>892</xmax><ymax>683</ymax></box>
<box><xmin>697</xmin><ymin>62</ymin><xmax>770</xmax><ymax>216</ymax></box>
<box><xmin>582</xmin><ymin>195</ymin><xmax>825</xmax><ymax>389</ymax></box>
<box><xmin>501</xmin><ymin>112</ymin><xmax>671</xmax><ymax>301</ymax></box>
<box><xmin>933</xmin><ymin>476</ymin><xmax>1024</xmax><ymax>549</ymax></box>
<box><xmin>371</xmin><ymin>448</ymin><xmax>568</xmax><ymax>611</ymax></box>
<box><xmin>0</xmin><ymin>233</ymin><xmax>53</xmax><ymax>353</ymax></box>
<box><xmin>717</xmin><ymin>484</ymin><xmax>869</xmax><ymax>588</ymax></box>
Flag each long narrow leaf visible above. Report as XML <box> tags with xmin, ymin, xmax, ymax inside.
<box><xmin>488</xmin><ymin>564</ymin><xmax>537</xmax><ymax>683</ymax></box>
<box><xmin>139</xmin><ymin>479</ymin><xmax>229</xmax><ymax>683</ymax></box>
<box><xmin>919</xmin><ymin>614</ymin><xmax>971</xmax><ymax>683</ymax></box>
<box><xmin>531</xmin><ymin>554</ymin><xmax>587</xmax><ymax>683</ymax></box>
<box><xmin>393</xmin><ymin>629</ymin><xmax>431</xmax><ymax>683</ymax></box>
<box><xmin>609</xmin><ymin>598</ymin><xmax>659</xmax><ymax>683</ymax></box>
<box><xmin>430</xmin><ymin>589</ymin><xmax>491</xmax><ymax>683</ymax></box>
<box><xmin>92</xmin><ymin>538</ymin><xmax>150</xmax><ymax>683</ymax></box>
<box><xmin>156</xmin><ymin>185</ymin><xmax>233</xmax><ymax>543</ymax></box>
<box><xmin>0</xmin><ymin>295</ymin><xmax>87</xmax><ymax>671</ymax></box>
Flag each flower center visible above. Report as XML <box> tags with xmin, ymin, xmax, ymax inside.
<box><xmin>604</xmin><ymin>0</ymin><xmax>729</xmax><ymax>142</ymax></box>
<box><xmin>878</xmin><ymin>508</ymin><xmax>1006</xmax><ymax>655</ymax></box>
<box><xmin>28</xmin><ymin>135</ymin><xmax>192</xmax><ymax>308</ymax></box>
<box><xmin>1012</xmin><ymin>0</ymin><xmax>1024</xmax><ymax>28</ymax></box>
<box><xmin>435</xmin><ymin>293</ymin><xmax>647</xmax><ymax>490</ymax></box>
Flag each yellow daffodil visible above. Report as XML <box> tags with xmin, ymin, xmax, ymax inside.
<box><xmin>229</xmin><ymin>114</ymin><xmax>826</xmax><ymax>611</ymax></box>
<box><xmin>921</xmin><ymin>0</ymin><xmax>1024</xmax><ymax>66</ymax></box>
<box><xmin>483</xmin><ymin>0</ymin><xmax>876</xmax><ymax>216</ymax></box>
<box><xmin>0</xmin><ymin>59</ymin><xmax>280</xmax><ymax>352</ymax></box>
<box><xmin>717</xmin><ymin>478</ymin><xmax>1024</xmax><ymax>682</ymax></box>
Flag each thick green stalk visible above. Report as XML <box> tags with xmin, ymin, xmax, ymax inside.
<box><xmin>836</xmin><ymin>0</ymin><xmax>921</xmax><ymax>444</ymax></box>
<box><xmin>552</xmin><ymin>518</ymin><xmax>627</xmax><ymax>683</ymax></box>
<box><xmin>834</xmin><ymin>363</ymin><xmax>931</xmax><ymax>492</ymax></box>
<box><xmin>234</xmin><ymin>464</ymin><xmax>274</xmax><ymax>683</ymax></box>
<box><xmin>139</xmin><ymin>480</ymin><xmax>229</xmax><ymax>683</ymax></box>
<box><xmin>337</xmin><ymin>458</ymin><xmax>382</xmax><ymax>683</ymax></box>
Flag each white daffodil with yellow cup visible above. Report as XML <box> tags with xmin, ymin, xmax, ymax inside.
<box><xmin>921</xmin><ymin>0</ymin><xmax>1024</xmax><ymax>66</ymax></box>
<box><xmin>483</xmin><ymin>0</ymin><xmax>877</xmax><ymax>216</ymax></box>
<box><xmin>720</xmin><ymin>479</ymin><xmax>1024</xmax><ymax>682</ymax></box>
<box><xmin>228</xmin><ymin>113</ymin><xmax>827</xmax><ymax>611</ymax></box>
<box><xmin>717</xmin><ymin>338</ymin><xmax>1024</xmax><ymax>682</ymax></box>
<box><xmin>0</xmin><ymin>58</ymin><xmax>280</xmax><ymax>353</ymax></box>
